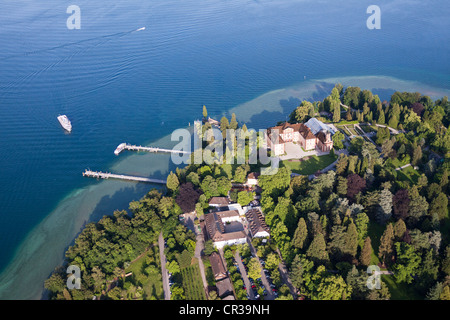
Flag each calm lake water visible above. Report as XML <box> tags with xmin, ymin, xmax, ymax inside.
<box><xmin>0</xmin><ymin>0</ymin><xmax>448</xmax><ymax>299</ymax></box>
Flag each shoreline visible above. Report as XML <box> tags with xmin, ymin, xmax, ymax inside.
<box><xmin>0</xmin><ymin>74</ymin><xmax>449</xmax><ymax>300</ymax></box>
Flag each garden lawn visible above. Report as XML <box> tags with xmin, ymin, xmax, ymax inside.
<box><xmin>282</xmin><ymin>154</ymin><xmax>338</xmax><ymax>175</ymax></box>
<box><xmin>124</xmin><ymin>248</ymin><xmax>164</xmax><ymax>299</ymax></box>
<box><xmin>381</xmin><ymin>275</ymin><xmax>422</xmax><ymax>300</ymax></box>
<box><xmin>396</xmin><ymin>165</ymin><xmax>420</xmax><ymax>185</ymax></box>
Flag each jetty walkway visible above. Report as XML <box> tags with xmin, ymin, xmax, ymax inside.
<box><xmin>82</xmin><ymin>170</ymin><xmax>166</xmax><ymax>184</ymax></box>
<box><xmin>114</xmin><ymin>143</ymin><xmax>191</xmax><ymax>156</ymax></box>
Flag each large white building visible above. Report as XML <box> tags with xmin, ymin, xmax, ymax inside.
<box><xmin>245</xmin><ymin>208</ymin><xmax>270</xmax><ymax>238</ymax></box>
<box><xmin>266</xmin><ymin>118</ymin><xmax>335</xmax><ymax>156</ymax></box>
<box><xmin>203</xmin><ymin>211</ymin><xmax>247</xmax><ymax>249</ymax></box>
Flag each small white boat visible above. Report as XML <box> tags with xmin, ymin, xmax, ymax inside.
<box><xmin>136</xmin><ymin>27</ymin><xmax>146</xmax><ymax>31</ymax></box>
<box><xmin>57</xmin><ymin>115</ymin><xmax>72</xmax><ymax>132</ymax></box>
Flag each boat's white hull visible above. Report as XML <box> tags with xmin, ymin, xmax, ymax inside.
<box><xmin>57</xmin><ymin>115</ymin><xmax>72</xmax><ymax>132</ymax></box>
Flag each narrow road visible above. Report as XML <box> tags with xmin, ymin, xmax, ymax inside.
<box><xmin>276</xmin><ymin>248</ymin><xmax>297</xmax><ymax>299</ymax></box>
<box><xmin>246</xmin><ymin>237</ymin><xmax>274</xmax><ymax>300</ymax></box>
<box><xmin>395</xmin><ymin>163</ymin><xmax>411</xmax><ymax>171</ymax></box>
<box><xmin>234</xmin><ymin>251</ymin><xmax>255</xmax><ymax>300</ymax></box>
<box><xmin>195</xmin><ymin>233</ymin><xmax>208</xmax><ymax>291</ymax></box>
<box><xmin>158</xmin><ymin>232</ymin><xmax>171</xmax><ymax>300</ymax></box>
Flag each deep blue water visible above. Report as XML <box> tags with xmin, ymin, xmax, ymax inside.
<box><xmin>0</xmin><ymin>0</ymin><xmax>448</xmax><ymax>298</ymax></box>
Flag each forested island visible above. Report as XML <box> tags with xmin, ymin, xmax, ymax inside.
<box><xmin>45</xmin><ymin>84</ymin><xmax>450</xmax><ymax>300</ymax></box>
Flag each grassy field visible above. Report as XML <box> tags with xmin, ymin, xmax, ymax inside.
<box><xmin>381</xmin><ymin>275</ymin><xmax>422</xmax><ymax>300</ymax></box>
<box><xmin>282</xmin><ymin>154</ymin><xmax>338</xmax><ymax>175</ymax></box>
<box><xmin>124</xmin><ymin>247</ymin><xmax>164</xmax><ymax>299</ymax></box>
<box><xmin>397</xmin><ymin>165</ymin><xmax>421</xmax><ymax>185</ymax></box>
<box><xmin>181</xmin><ymin>264</ymin><xmax>206</xmax><ymax>300</ymax></box>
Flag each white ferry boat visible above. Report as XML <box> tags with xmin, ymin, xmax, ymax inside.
<box><xmin>57</xmin><ymin>115</ymin><xmax>72</xmax><ymax>132</ymax></box>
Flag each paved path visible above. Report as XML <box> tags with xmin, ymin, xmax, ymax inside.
<box><xmin>158</xmin><ymin>232</ymin><xmax>171</xmax><ymax>300</ymax></box>
<box><xmin>374</xmin><ymin>270</ymin><xmax>394</xmax><ymax>275</ymax></box>
<box><xmin>194</xmin><ymin>233</ymin><xmax>208</xmax><ymax>292</ymax></box>
<box><xmin>234</xmin><ymin>251</ymin><xmax>255</xmax><ymax>300</ymax></box>
<box><xmin>276</xmin><ymin>248</ymin><xmax>297</xmax><ymax>299</ymax></box>
<box><xmin>375</xmin><ymin>124</ymin><xmax>400</xmax><ymax>135</ymax></box>
<box><xmin>246</xmin><ymin>237</ymin><xmax>275</xmax><ymax>300</ymax></box>
<box><xmin>395</xmin><ymin>163</ymin><xmax>411</xmax><ymax>171</ymax></box>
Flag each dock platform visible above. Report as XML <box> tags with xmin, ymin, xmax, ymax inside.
<box><xmin>82</xmin><ymin>170</ymin><xmax>166</xmax><ymax>184</ymax></box>
<box><xmin>114</xmin><ymin>143</ymin><xmax>191</xmax><ymax>156</ymax></box>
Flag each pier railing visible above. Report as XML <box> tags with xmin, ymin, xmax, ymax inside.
<box><xmin>114</xmin><ymin>143</ymin><xmax>191</xmax><ymax>155</ymax></box>
<box><xmin>82</xmin><ymin>170</ymin><xmax>166</xmax><ymax>184</ymax></box>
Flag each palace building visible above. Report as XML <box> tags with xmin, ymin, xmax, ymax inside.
<box><xmin>266</xmin><ymin>118</ymin><xmax>335</xmax><ymax>156</ymax></box>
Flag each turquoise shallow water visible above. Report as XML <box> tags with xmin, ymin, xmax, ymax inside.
<box><xmin>0</xmin><ymin>0</ymin><xmax>449</xmax><ymax>299</ymax></box>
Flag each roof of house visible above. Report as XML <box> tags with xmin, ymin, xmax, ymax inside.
<box><xmin>304</xmin><ymin>118</ymin><xmax>336</xmax><ymax>135</ymax></box>
<box><xmin>204</xmin><ymin>213</ymin><xmax>225</xmax><ymax>241</ymax></box>
<box><xmin>298</xmin><ymin>123</ymin><xmax>316</xmax><ymax>140</ymax></box>
<box><xmin>269</xmin><ymin>121</ymin><xmax>316</xmax><ymax>141</ymax></box>
<box><xmin>247</xmin><ymin>172</ymin><xmax>260</xmax><ymax>180</ymax></box>
<box><xmin>245</xmin><ymin>208</ymin><xmax>270</xmax><ymax>236</ymax></box>
<box><xmin>208</xmin><ymin>197</ymin><xmax>230</xmax><ymax>206</ymax></box>
<box><xmin>216</xmin><ymin>210</ymin><xmax>240</xmax><ymax>220</ymax></box>
<box><xmin>215</xmin><ymin>277</ymin><xmax>234</xmax><ymax>298</ymax></box>
<box><xmin>204</xmin><ymin>213</ymin><xmax>246</xmax><ymax>242</ymax></box>
<box><xmin>316</xmin><ymin>130</ymin><xmax>332</xmax><ymax>144</ymax></box>
<box><xmin>209</xmin><ymin>252</ymin><xmax>227</xmax><ymax>279</ymax></box>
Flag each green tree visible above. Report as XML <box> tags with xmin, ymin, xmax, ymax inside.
<box><xmin>393</xmin><ymin>242</ymin><xmax>421</xmax><ymax>284</ymax></box>
<box><xmin>290</xmin><ymin>100</ymin><xmax>313</xmax><ymax>123</ymax></box>
<box><xmin>166</xmin><ymin>171</ymin><xmax>180</xmax><ymax>192</ymax></box>
<box><xmin>292</xmin><ymin>217</ymin><xmax>308</xmax><ymax>250</ymax></box>
<box><xmin>408</xmin><ymin>186</ymin><xmax>429</xmax><ymax>221</ymax></box>
<box><xmin>333</xmin><ymin>103</ymin><xmax>341</xmax><ymax>123</ymax></box>
<box><xmin>378</xmin><ymin>224</ymin><xmax>394</xmax><ymax>265</ymax></box>
<box><xmin>195</xmin><ymin>202</ymin><xmax>203</xmax><ymax>218</ymax></box>
<box><xmin>376</xmin><ymin>188</ymin><xmax>393</xmax><ymax>224</ymax></box>
<box><xmin>310</xmin><ymin>266</ymin><xmax>352</xmax><ymax>300</ymax></box>
<box><xmin>388</xmin><ymin>114</ymin><xmax>398</xmax><ymax>129</ymax></box>
<box><xmin>166</xmin><ymin>260</ymin><xmax>181</xmax><ymax>274</ymax></box>
<box><xmin>218</xmin><ymin>116</ymin><xmax>229</xmax><ymax>140</ymax></box>
<box><xmin>332</xmin><ymin>131</ymin><xmax>345</xmax><ymax>150</ymax></box>
<box><xmin>200</xmin><ymin>175</ymin><xmax>219</xmax><ymax>199</ymax></box>
<box><xmin>229</xmin><ymin>113</ymin><xmax>238</xmax><ymax>130</ymax></box>
<box><xmin>359</xmin><ymin>237</ymin><xmax>373</xmax><ymax>267</ymax></box>
<box><xmin>203</xmin><ymin>240</ymin><xmax>216</xmax><ymax>256</ymax></box>
<box><xmin>442</xmin><ymin>246</ymin><xmax>450</xmax><ymax>276</ymax></box>
<box><xmin>233</xmin><ymin>165</ymin><xmax>248</xmax><ymax>183</ymax></box>
<box><xmin>354</xmin><ymin>212</ymin><xmax>369</xmax><ymax>247</ymax></box>
<box><xmin>247</xmin><ymin>257</ymin><xmax>262</xmax><ymax>280</ymax></box>
<box><xmin>203</xmin><ymin>105</ymin><xmax>208</xmax><ymax>119</ymax></box>
<box><xmin>429</xmin><ymin>192</ymin><xmax>448</xmax><ymax>220</ymax></box>
<box><xmin>412</xmin><ymin>145</ymin><xmax>423</xmax><ymax>166</ymax></box>
<box><xmin>216</xmin><ymin>176</ymin><xmax>232</xmax><ymax>196</ymax></box>
<box><xmin>237</xmin><ymin>191</ymin><xmax>255</xmax><ymax>206</ymax></box>
<box><xmin>377</xmin><ymin>109</ymin><xmax>385</xmax><ymax>125</ymax></box>
<box><xmin>375</xmin><ymin>126</ymin><xmax>390</xmax><ymax>145</ymax></box>
<box><xmin>306</xmin><ymin>233</ymin><xmax>329</xmax><ymax>265</ymax></box>
<box><xmin>265</xmin><ymin>252</ymin><xmax>281</xmax><ymax>271</ymax></box>
<box><xmin>44</xmin><ymin>272</ymin><xmax>66</xmax><ymax>294</ymax></box>
<box><xmin>186</xmin><ymin>171</ymin><xmax>200</xmax><ymax>186</ymax></box>
<box><xmin>289</xmin><ymin>254</ymin><xmax>314</xmax><ymax>295</ymax></box>
<box><xmin>336</xmin><ymin>176</ymin><xmax>348</xmax><ymax>197</ymax></box>
<box><xmin>393</xmin><ymin>219</ymin><xmax>406</xmax><ymax>240</ymax></box>
<box><xmin>336</xmin><ymin>154</ymin><xmax>348</xmax><ymax>175</ymax></box>
<box><xmin>345</xmin><ymin>222</ymin><xmax>359</xmax><ymax>258</ymax></box>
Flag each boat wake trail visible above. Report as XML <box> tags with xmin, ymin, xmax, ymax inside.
<box><xmin>0</xmin><ymin>28</ymin><xmax>144</xmax><ymax>99</ymax></box>
<box><xmin>1</xmin><ymin>28</ymin><xmax>142</xmax><ymax>62</ymax></box>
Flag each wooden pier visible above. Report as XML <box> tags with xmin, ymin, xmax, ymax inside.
<box><xmin>82</xmin><ymin>170</ymin><xmax>167</xmax><ymax>184</ymax></box>
<box><xmin>114</xmin><ymin>143</ymin><xmax>191</xmax><ymax>156</ymax></box>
